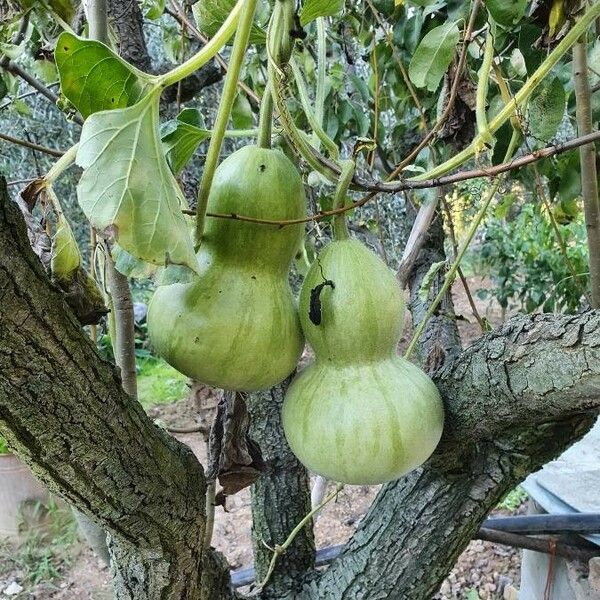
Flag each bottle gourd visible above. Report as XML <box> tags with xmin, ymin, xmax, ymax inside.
<box><xmin>148</xmin><ymin>146</ymin><xmax>306</xmax><ymax>391</ymax></box>
<box><xmin>282</xmin><ymin>238</ymin><xmax>444</xmax><ymax>485</ymax></box>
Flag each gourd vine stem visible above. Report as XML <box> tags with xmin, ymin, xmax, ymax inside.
<box><xmin>195</xmin><ymin>0</ymin><xmax>259</xmax><ymax>244</ymax></box>
<box><xmin>412</xmin><ymin>0</ymin><xmax>600</xmax><ymax>182</ymax></box>
<box><xmin>257</xmin><ymin>82</ymin><xmax>274</xmax><ymax>149</ymax></box>
<box><xmin>159</xmin><ymin>0</ymin><xmax>245</xmax><ymax>89</ymax></box>
<box><xmin>85</xmin><ymin>0</ymin><xmax>108</xmax><ymax>44</ymax></box>
<box><xmin>290</xmin><ymin>58</ymin><xmax>340</xmax><ymax>159</ymax></box>
<box><xmin>266</xmin><ymin>0</ymin><xmax>341</xmax><ymax>181</ymax></box>
<box><xmin>315</xmin><ymin>18</ymin><xmax>327</xmax><ymax>142</ymax></box>
<box><xmin>45</xmin><ymin>143</ymin><xmax>79</xmax><ymax>184</ymax></box>
<box><xmin>333</xmin><ymin>160</ymin><xmax>356</xmax><ymax>241</ymax></box>
<box><xmin>256</xmin><ymin>483</ymin><xmax>344</xmax><ymax>589</ymax></box>
<box><xmin>269</xmin><ymin>61</ymin><xmax>340</xmax><ymax>181</ymax></box>
<box><xmin>475</xmin><ymin>20</ymin><xmax>495</xmax><ymax>151</ymax></box>
<box><xmin>404</xmin><ymin>130</ymin><xmax>521</xmax><ymax>360</ymax></box>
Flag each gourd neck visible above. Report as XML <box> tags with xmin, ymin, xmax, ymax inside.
<box><xmin>332</xmin><ymin>159</ymin><xmax>355</xmax><ymax>242</ymax></box>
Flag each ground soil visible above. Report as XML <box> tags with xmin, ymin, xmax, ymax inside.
<box><xmin>0</xmin><ymin>278</ymin><xmax>523</xmax><ymax>600</ymax></box>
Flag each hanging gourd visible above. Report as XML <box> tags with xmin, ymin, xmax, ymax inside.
<box><xmin>282</xmin><ymin>161</ymin><xmax>444</xmax><ymax>485</ymax></box>
<box><xmin>148</xmin><ymin>145</ymin><xmax>306</xmax><ymax>391</ymax></box>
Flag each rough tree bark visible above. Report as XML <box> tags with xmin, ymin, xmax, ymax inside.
<box><xmin>2</xmin><ymin>168</ymin><xmax>600</xmax><ymax>600</ymax></box>
<box><xmin>248</xmin><ymin>377</ymin><xmax>315</xmax><ymax>596</ymax></box>
<box><xmin>0</xmin><ymin>179</ymin><xmax>230</xmax><ymax>600</ymax></box>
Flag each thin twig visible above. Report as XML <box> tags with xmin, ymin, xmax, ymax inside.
<box><xmin>179</xmin><ymin>130</ymin><xmax>600</xmax><ymax>227</ymax></box>
<box><xmin>0</xmin><ymin>132</ymin><xmax>65</xmax><ymax>157</ymax></box>
<box><xmin>365</xmin><ymin>0</ymin><xmax>428</xmax><ymax>133</ymax></box>
<box><xmin>441</xmin><ymin>195</ymin><xmax>485</xmax><ymax>331</ymax></box>
<box><xmin>387</xmin><ymin>0</ymin><xmax>482</xmax><ymax>178</ymax></box>
<box><xmin>257</xmin><ymin>483</ymin><xmax>344</xmax><ymax>589</ymax></box>
<box><xmin>0</xmin><ymin>82</ymin><xmax>60</xmax><ymax>110</ymax></box>
<box><xmin>2</xmin><ymin>61</ymin><xmax>84</xmax><ymax>126</ymax></box>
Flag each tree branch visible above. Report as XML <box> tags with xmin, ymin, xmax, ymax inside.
<box><xmin>304</xmin><ymin>312</ymin><xmax>600</xmax><ymax>598</ymax></box>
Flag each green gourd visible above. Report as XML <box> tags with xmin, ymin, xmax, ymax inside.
<box><xmin>148</xmin><ymin>145</ymin><xmax>305</xmax><ymax>391</ymax></box>
<box><xmin>282</xmin><ymin>238</ymin><xmax>444</xmax><ymax>485</ymax></box>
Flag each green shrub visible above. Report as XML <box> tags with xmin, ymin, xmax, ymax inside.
<box><xmin>476</xmin><ymin>203</ymin><xmax>588</xmax><ymax>314</ymax></box>
<box><xmin>0</xmin><ymin>435</ymin><xmax>9</xmax><ymax>455</ymax></box>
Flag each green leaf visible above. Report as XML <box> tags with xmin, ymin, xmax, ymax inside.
<box><xmin>193</xmin><ymin>0</ymin><xmax>266</xmax><ymax>44</ymax></box>
<box><xmin>76</xmin><ymin>90</ymin><xmax>199</xmax><ymax>273</ymax></box>
<box><xmin>299</xmin><ymin>0</ymin><xmax>343</xmax><ymax>26</ymax></box>
<box><xmin>161</xmin><ymin>108</ymin><xmax>211</xmax><ymax>175</ymax></box>
<box><xmin>112</xmin><ymin>244</ymin><xmax>157</xmax><ymax>278</ymax></box>
<box><xmin>51</xmin><ymin>214</ymin><xmax>81</xmax><ymax>283</ymax></box>
<box><xmin>528</xmin><ymin>77</ymin><xmax>565</xmax><ymax>143</ymax></box>
<box><xmin>486</xmin><ymin>0</ymin><xmax>527</xmax><ymax>26</ymax></box>
<box><xmin>408</xmin><ymin>21</ymin><xmax>460</xmax><ymax>92</ymax></box>
<box><xmin>231</xmin><ymin>92</ymin><xmax>253</xmax><ymax>129</ymax></box>
<box><xmin>55</xmin><ymin>32</ymin><xmax>154</xmax><ymax>118</ymax></box>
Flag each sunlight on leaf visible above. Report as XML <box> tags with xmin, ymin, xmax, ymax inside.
<box><xmin>76</xmin><ymin>90</ymin><xmax>199</xmax><ymax>273</ymax></box>
<box><xmin>408</xmin><ymin>21</ymin><xmax>459</xmax><ymax>92</ymax></box>
<box><xmin>55</xmin><ymin>32</ymin><xmax>155</xmax><ymax>118</ymax></box>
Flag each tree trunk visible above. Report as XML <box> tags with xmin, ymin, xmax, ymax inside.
<box><xmin>248</xmin><ymin>376</ymin><xmax>315</xmax><ymax>597</ymax></box>
<box><xmin>0</xmin><ymin>178</ymin><xmax>230</xmax><ymax>599</ymax></box>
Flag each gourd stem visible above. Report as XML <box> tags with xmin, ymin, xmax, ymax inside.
<box><xmin>257</xmin><ymin>483</ymin><xmax>344</xmax><ymax>589</ymax></box>
<box><xmin>257</xmin><ymin>82</ymin><xmax>273</xmax><ymax>149</ymax></box>
<box><xmin>404</xmin><ymin>130</ymin><xmax>521</xmax><ymax>360</ymax></box>
<box><xmin>315</xmin><ymin>18</ymin><xmax>327</xmax><ymax>145</ymax></box>
<box><xmin>333</xmin><ymin>160</ymin><xmax>355</xmax><ymax>241</ymax></box>
<box><xmin>195</xmin><ymin>0</ymin><xmax>259</xmax><ymax>245</ymax></box>
<box><xmin>475</xmin><ymin>20</ymin><xmax>495</xmax><ymax>149</ymax></box>
<box><xmin>290</xmin><ymin>58</ymin><xmax>339</xmax><ymax>159</ymax></box>
<box><xmin>266</xmin><ymin>0</ymin><xmax>340</xmax><ymax>182</ymax></box>
<box><xmin>410</xmin><ymin>0</ymin><xmax>600</xmax><ymax>183</ymax></box>
<box><xmin>45</xmin><ymin>143</ymin><xmax>78</xmax><ymax>184</ymax></box>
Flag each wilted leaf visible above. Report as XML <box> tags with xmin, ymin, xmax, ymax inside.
<box><xmin>409</xmin><ymin>21</ymin><xmax>460</xmax><ymax>92</ymax></box>
<box><xmin>76</xmin><ymin>90</ymin><xmax>199</xmax><ymax>272</ymax></box>
<box><xmin>528</xmin><ymin>77</ymin><xmax>565</xmax><ymax>143</ymax></box>
<box><xmin>51</xmin><ymin>214</ymin><xmax>81</xmax><ymax>283</ymax></box>
<box><xmin>55</xmin><ymin>32</ymin><xmax>154</xmax><ymax>118</ymax></box>
<box><xmin>299</xmin><ymin>0</ymin><xmax>344</xmax><ymax>26</ymax></box>
<box><xmin>161</xmin><ymin>108</ymin><xmax>211</xmax><ymax>175</ymax></box>
<box><xmin>486</xmin><ymin>0</ymin><xmax>528</xmax><ymax>26</ymax></box>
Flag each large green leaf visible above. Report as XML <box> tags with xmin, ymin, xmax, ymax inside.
<box><xmin>55</xmin><ymin>32</ymin><xmax>154</xmax><ymax>118</ymax></box>
<box><xmin>299</xmin><ymin>0</ymin><xmax>344</xmax><ymax>26</ymax></box>
<box><xmin>528</xmin><ymin>77</ymin><xmax>565</xmax><ymax>144</ymax></box>
<box><xmin>192</xmin><ymin>0</ymin><xmax>266</xmax><ymax>44</ymax></box>
<box><xmin>408</xmin><ymin>21</ymin><xmax>460</xmax><ymax>92</ymax></box>
<box><xmin>161</xmin><ymin>108</ymin><xmax>211</xmax><ymax>175</ymax></box>
<box><xmin>486</xmin><ymin>0</ymin><xmax>527</xmax><ymax>27</ymax></box>
<box><xmin>76</xmin><ymin>90</ymin><xmax>199</xmax><ymax>273</ymax></box>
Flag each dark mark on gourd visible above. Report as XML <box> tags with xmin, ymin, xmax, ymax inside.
<box><xmin>259</xmin><ymin>164</ymin><xmax>266</xmax><ymax>172</ymax></box>
<box><xmin>309</xmin><ymin>257</ymin><xmax>335</xmax><ymax>326</ymax></box>
<box><xmin>309</xmin><ymin>280</ymin><xmax>335</xmax><ymax>326</ymax></box>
